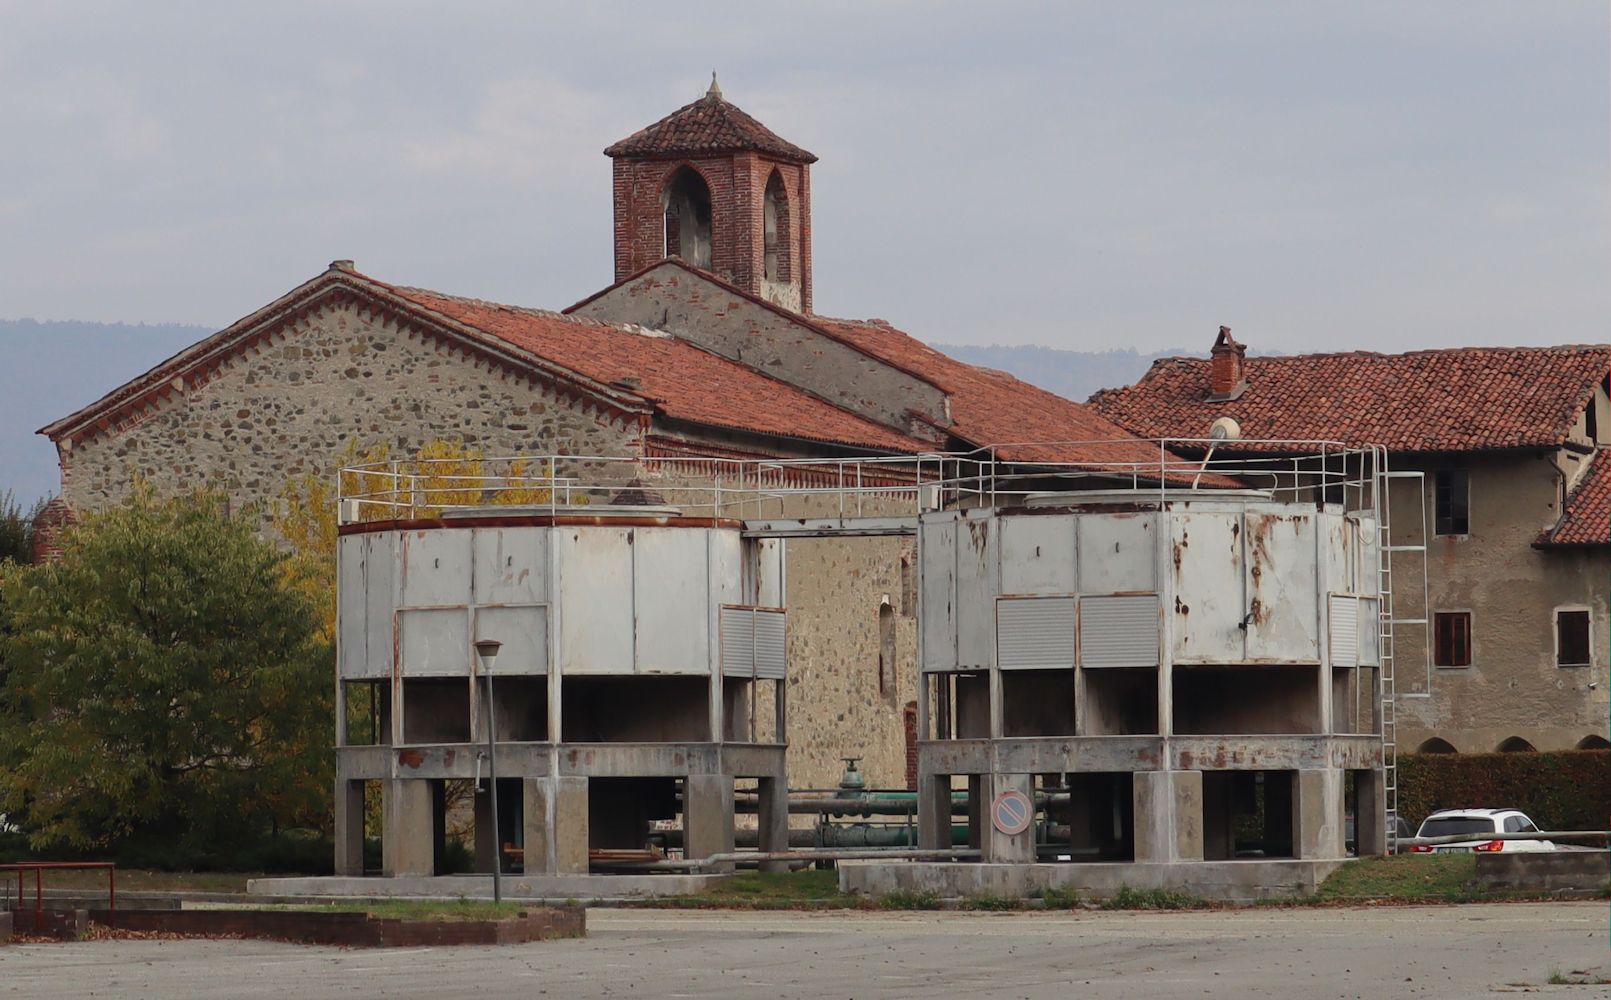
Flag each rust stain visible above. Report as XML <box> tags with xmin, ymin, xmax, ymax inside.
<box><xmin>1249</xmin><ymin>597</ymin><xmax>1267</xmax><ymax>626</ymax></box>
<box><xmin>1174</xmin><ymin>596</ymin><xmax>1190</xmax><ymax>616</ymax></box>
<box><xmin>398</xmin><ymin>749</ymin><xmax>425</xmax><ymax>769</ymax></box>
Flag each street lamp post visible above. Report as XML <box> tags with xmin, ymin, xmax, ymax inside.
<box><xmin>474</xmin><ymin>638</ymin><xmax>503</xmax><ymax>903</ymax></box>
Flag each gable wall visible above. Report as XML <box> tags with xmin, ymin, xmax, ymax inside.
<box><xmin>572</xmin><ymin>265</ymin><xmax>948</xmax><ymax>436</ymax></box>
<box><xmin>57</xmin><ymin>299</ymin><xmax>640</xmax><ymax>519</ymax></box>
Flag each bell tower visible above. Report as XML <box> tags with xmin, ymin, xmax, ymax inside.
<box><xmin>605</xmin><ymin>75</ymin><xmax>817</xmax><ymax>314</ymax></box>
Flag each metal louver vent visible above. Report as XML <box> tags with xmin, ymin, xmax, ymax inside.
<box><xmin>1329</xmin><ymin>594</ymin><xmax>1359</xmax><ymax>668</ymax></box>
<box><xmin>996</xmin><ymin>596</ymin><xmax>1075</xmax><ymax>670</ymax></box>
<box><xmin>721</xmin><ymin>606</ymin><xmax>787</xmax><ymax>679</ymax></box>
<box><xmin>1079</xmin><ymin>594</ymin><xmax>1159</xmax><ymax>668</ymax></box>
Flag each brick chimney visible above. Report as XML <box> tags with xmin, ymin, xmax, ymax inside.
<box><xmin>1208</xmin><ymin>326</ymin><xmax>1247</xmax><ymax>401</ymax></box>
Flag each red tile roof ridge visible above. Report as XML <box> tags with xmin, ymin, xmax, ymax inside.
<box><xmin>1538</xmin><ymin>448</ymin><xmax>1611</xmax><ymax>547</ymax></box>
<box><xmin>564</xmin><ymin>259</ymin><xmax>950</xmax><ymax>394</ymax></box>
<box><xmin>604</xmin><ymin>90</ymin><xmax>817</xmax><ymax>164</ymax></box>
<box><xmin>385</xmin><ymin>284</ymin><xmax>613</xmax><ymax>328</ymax></box>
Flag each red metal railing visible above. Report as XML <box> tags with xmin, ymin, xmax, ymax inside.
<box><xmin>1</xmin><ymin>861</ymin><xmax>116</xmax><ymax>926</ymax></box>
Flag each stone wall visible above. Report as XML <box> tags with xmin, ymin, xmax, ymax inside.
<box><xmin>572</xmin><ymin>262</ymin><xmax>947</xmax><ymax>435</ymax></box>
<box><xmin>58</xmin><ymin>301</ymin><xmax>639</xmax><ymax>518</ymax></box>
<box><xmin>1391</xmin><ymin>452</ymin><xmax>1610</xmax><ymax>752</ymax></box>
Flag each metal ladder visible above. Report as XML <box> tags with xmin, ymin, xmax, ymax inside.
<box><xmin>1375</xmin><ymin>455</ymin><xmax>1429</xmax><ymax>853</ymax></box>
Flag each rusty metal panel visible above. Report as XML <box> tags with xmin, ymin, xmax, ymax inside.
<box><xmin>1328</xmin><ymin>594</ymin><xmax>1359</xmax><ymax>668</ymax></box>
<box><xmin>1244</xmin><ymin>510</ymin><xmax>1320</xmax><ymax>662</ymax></box>
<box><xmin>471</xmin><ymin>527</ymin><xmax>548</xmax><ymax>606</ymax></box>
<box><xmin>752</xmin><ymin>537</ymin><xmax>784</xmax><ymax>607</ymax></box>
<box><xmin>1079</xmin><ymin>594</ymin><xmax>1160</xmax><ymax>668</ymax></box>
<box><xmin>554</xmin><ymin>527</ymin><xmax>635</xmax><ymax>674</ymax></box>
<box><xmin>954</xmin><ymin>514</ymin><xmax>998</xmax><ymax>671</ymax></box>
<box><xmin>1076</xmin><ymin>513</ymin><xmax>1158</xmax><ymax>594</ymax></box>
<box><xmin>398</xmin><ymin>606</ymin><xmax>471</xmax><ymax>676</ymax></box>
<box><xmin>1354</xmin><ymin>516</ymin><xmax>1380</xmax><ymax>597</ymax></box>
<box><xmin>362</xmin><ymin>532</ymin><xmax>397</xmax><ymax>681</ymax></box>
<box><xmin>632</xmin><ymin>527</ymin><xmax>710</xmax><ymax>674</ymax></box>
<box><xmin>919</xmin><ymin>516</ymin><xmax>958</xmax><ymax>672</ymax></box>
<box><xmin>1169</xmin><ymin>511</ymin><xmax>1244</xmax><ymax>662</ymax></box>
<box><xmin>337</xmin><ymin>534</ymin><xmax>369</xmax><ymax>679</ymax></box>
<box><xmin>996</xmin><ymin>596</ymin><xmax>1076</xmax><ymax>669</ymax></box>
<box><xmin>1357</xmin><ymin>596</ymin><xmax>1381</xmax><ymax>667</ymax></box>
<box><xmin>399</xmin><ymin>528</ymin><xmax>471</xmax><ymax>609</ymax></box>
<box><xmin>474</xmin><ymin>605</ymin><xmax>547</xmax><ymax>674</ymax></box>
<box><xmin>1321</xmin><ymin>513</ymin><xmax>1354</xmax><ymax>598</ymax></box>
<box><xmin>998</xmin><ymin>515</ymin><xmax>1075</xmax><ymax>595</ymax></box>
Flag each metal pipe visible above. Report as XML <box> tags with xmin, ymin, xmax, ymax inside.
<box><xmin>486</xmin><ymin>674</ymin><xmax>501</xmax><ymax>903</ymax></box>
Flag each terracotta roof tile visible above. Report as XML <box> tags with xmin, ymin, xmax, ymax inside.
<box><xmin>813</xmin><ymin>317</ymin><xmax>1199</xmax><ymax>474</ymax></box>
<box><xmin>604</xmin><ymin>92</ymin><xmax>816</xmax><ymax>163</ymax></box>
<box><xmin>380</xmin><ymin>283</ymin><xmax>920</xmax><ymax>452</ymax></box>
<box><xmin>1089</xmin><ymin>346</ymin><xmax>1611</xmax><ymax>452</ymax></box>
<box><xmin>1540</xmin><ymin>449</ymin><xmax>1611</xmax><ymax>546</ymax></box>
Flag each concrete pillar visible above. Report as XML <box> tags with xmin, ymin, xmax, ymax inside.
<box><xmin>756</xmin><ymin>776</ymin><xmax>789</xmax><ymax>873</ymax></box>
<box><xmin>381</xmin><ymin>779</ymin><xmax>433</xmax><ymax>877</ymax></box>
<box><xmin>685</xmin><ymin>774</ymin><xmax>736</xmax><ymax>872</ymax></box>
<box><xmin>1354</xmin><ymin>769</ymin><xmax>1387</xmax><ymax>857</ymax></box>
<box><xmin>1296</xmin><ymin>768</ymin><xmax>1345</xmax><ymax>859</ymax></box>
<box><xmin>1133</xmin><ymin>770</ymin><xmax>1204</xmax><ymax>863</ymax></box>
<box><xmin>334</xmin><ymin>779</ymin><xmax>366</xmax><ymax>876</ymax></box>
<box><xmin>523</xmin><ymin>776</ymin><xmax>588</xmax><ymax>875</ymax></box>
<box><xmin>979</xmin><ymin>773</ymin><xmax>1037</xmax><ymax>864</ymax></box>
<box><xmin>918</xmin><ymin>772</ymin><xmax>952</xmax><ymax>850</ymax></box>
<box><xmin>473</xmin><ymin>789</ymin><xmax>496</xmax><ymax>873</ymax></box>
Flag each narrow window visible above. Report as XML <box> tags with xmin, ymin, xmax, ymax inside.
<box><xmin>1556</xmin><ymin>609</ymin><xmax>1590</xmax><ymax>667</ymax></box>
<box><xmin>762</xmin><ymin>170</ymin><xmax>789</xmax><ymax>283</ymax></box>
<box><xmin>878</xmin><ymin>601</ymin><xmax>896</xmax><ymax>703</ymax></box>
<box><xmin>1586</xmin><ymin>400</ymin><xmax>1598</xmax><ymax>442</ymax></box>
<box><xmin>1433</xmin><ymin>611</ymin><xmax>1471</xmax><ymax>667</ymax></box>
<box><xmin>1433</xmin><ymin>468</ymin><xmax>1469</xmax><ymax>535</ymax></box>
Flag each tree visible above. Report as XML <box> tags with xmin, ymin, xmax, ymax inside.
<box><xmin>0</xmin><ymin>490</ymin><xmax>39</xmax><ymax>566</ymax></box>
<box><xmin>0</xmin><ymin>486</ymin><xmax>331</xmax><ymax>851</ymax></box>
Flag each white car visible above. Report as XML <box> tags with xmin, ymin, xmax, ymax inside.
<box><xmin>1407</xmin><ymin>808</ymin><xmax>1555</xmax><ymax>854</ymax></box>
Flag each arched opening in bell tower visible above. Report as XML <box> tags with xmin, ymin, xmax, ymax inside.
<box><xmin>663</xmin><ymin>166</ymin><xmax>713</xmax><ymax>269</ymax></box>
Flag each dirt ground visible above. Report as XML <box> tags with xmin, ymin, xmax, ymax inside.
<box><xmin>1</xmin><ymin>901</ymin><xmax>1605</xmax><ymax>999</ymax></box>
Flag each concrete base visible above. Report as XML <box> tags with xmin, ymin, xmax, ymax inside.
<box><xmin>838</xmin><ymin>860</ymin><xmax>1346</xmax><ymax>903</ymax></box>
<box><xmin>247</xmin><ymin>873</ymin><xmax>727</xmax><ymax>901</ymax></box>
<box><xmin>1476</xmin><ymin>850</ymin><xmax>1610</xmax><ymax>896</ymax></box>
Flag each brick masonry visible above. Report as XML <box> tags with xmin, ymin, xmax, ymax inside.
<box><xmin>86</xmin><ymin>907</ymin><xmax>585</xmax><ymax>946</ymax></box>
<box><xmin>612</xmin><ymin>155</ymin><xmax>811</xmax><ymax>313</ymax></box>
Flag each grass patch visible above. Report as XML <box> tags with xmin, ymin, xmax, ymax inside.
<box><xmin>276</xmin><ymin>899</ymin><xmax>539</xmax><ymax>922</ymax></box>
<box><xmin>1547</xmin><ymin>969</ymin><xmax>1611</xmax><ymax>986</ymax></box>
<box><xmin>702</xmin><ymin>869</ymin><xmax>846</xmax><ymax>902</ymax></box>
<box><xmin>879</xmin><ymin>889</ymin><xmax>943</xmax><ymax>910</ymax></box>
<box><xmin>1038</xmin><ymin>886</ymin><xmax>1081</xmax><ymax>909</ymax></box>
<box><xmin>1317</xmin><ymin>854</ymin><xmax>1482</xmax><ymax>903</ymax></box>
<box><xmin>961</xmin><ymin>893</ymin><xmax>1021</xmax><ymax>911</ymax></box>
<box><xmin>1098</xmin><ymin>885</ymin><xmax>1204</xmax><ymax>911</ymax></box>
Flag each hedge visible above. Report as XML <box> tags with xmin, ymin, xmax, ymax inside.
<box><xmin>1396</xmin><ymin>749</ymin><xmax>1610</xmax><ymax>832</ymax></box>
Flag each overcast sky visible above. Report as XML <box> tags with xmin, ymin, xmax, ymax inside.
<box><xmin>0</xmin><ymin>2</ymin><xmax>1605</xmax><ymax>354</ymax></box>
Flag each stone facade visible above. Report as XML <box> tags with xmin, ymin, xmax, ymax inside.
<box><xmin>58</xmin><ymin>299</ymin><xmax>637</xmax><ymax>518</ymax></box>
<box><xmin>1391</xmin><ymin>453</ymin><xmax>1610</xmax><ymax>753</ymax></box>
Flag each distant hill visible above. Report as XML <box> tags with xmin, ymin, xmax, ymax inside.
<box><xmin>1</xmin><ymin>319</ymin><xmax>210</xmax><ymax>506</ymax></box>
<box><xmin>933</xmin><ymin>343</ymin><xmax>1199</xmax><ymax>403</ymax></box>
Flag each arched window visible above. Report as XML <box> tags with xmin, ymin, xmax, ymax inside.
<box><xmin>1416</xmin><ymin>737</ymin><xmax>1458</xmax><ymax>754</ymax></box>
<box><xmin>663</xmin><ymin>166</ymin><xmax>712</xmax><ymax>269</ymax></box>
<box><xmin>1574</xmin><ymin>735</ymin><xmax>1609</xmax><ymax>750</ymax></box>
<box><xmin>763</xmin><ymin>169</ymin><xmax>790</xmax><ymax>282</ymax></box>
<box><xmin>878</xmin><ymin>599</ymin><xmax>896</xmax><ymax>704</ymax></box>
<box><xmin>1495</xmin><ymin>736</ymin><xmax>1536</xmax><ymax>753</ymax></box>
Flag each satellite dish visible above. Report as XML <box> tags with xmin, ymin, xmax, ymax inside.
<box><xmin>1210</xmin><ymin>416</ymin><xmax>1242</xmax><ymax>442</ymax></box>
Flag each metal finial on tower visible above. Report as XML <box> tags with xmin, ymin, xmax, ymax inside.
<box><xmin>706</xmin><ymin>71</ymin><xmax>722</xmax><ymax>100</ymax></box>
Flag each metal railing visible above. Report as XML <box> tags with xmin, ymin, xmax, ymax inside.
<box><xmin>336</xmin><ymin>441</ymin><xmax>1393</xmax><ymax>524</ymax></box>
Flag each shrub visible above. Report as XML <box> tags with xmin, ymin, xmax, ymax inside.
<box><xmin>1099</xmin><ymin>885</ymin><xmax>1204</xmax><ymax>910</ymax></box>
<box><xmin>879</xmin><ymin>889</ymin><xmax>942</xmax><ymax>910</ymax></box>
<box><xmin>1396</xmin><ymin>750</ymin><xmax>1610</xmax><ymax>831</ymax></box>
<box><xmin>1039</xmin><ymin>885</ymin><xmax>1081</xmax><ymax>909</ymax></box>
<box><xmin>962</xmin><ymin>893</ymin><xmax>1021</xmax><ymax>911</ymax></box>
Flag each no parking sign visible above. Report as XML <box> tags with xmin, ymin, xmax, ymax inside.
<box><xmin>990</xmin><ymin>789</ymin><xmax>1033</xmax><ymax>836</ymax></box>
